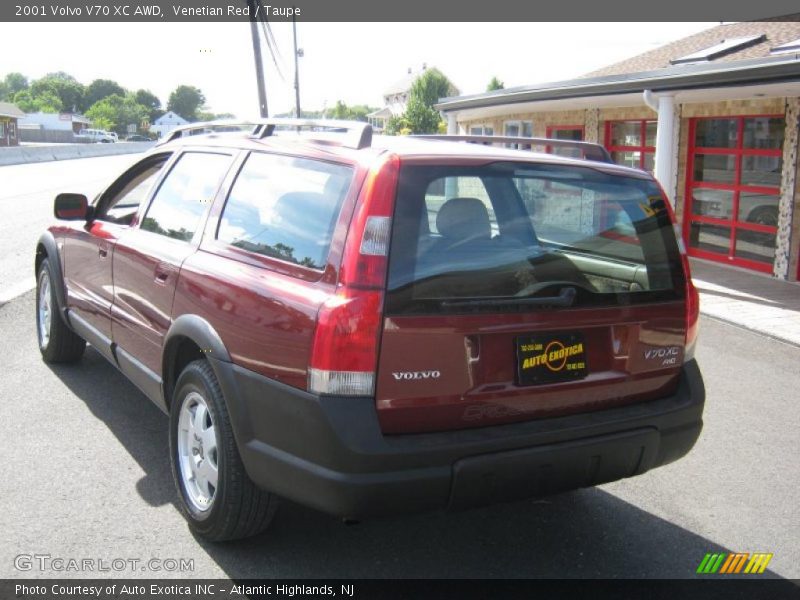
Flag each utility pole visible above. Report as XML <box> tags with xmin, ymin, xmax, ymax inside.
<box><xmin>292</xmin><ymin>9</ymin><xmax>302</xmax><ymax>118</ymax></box>
<box><xmin>247</xmin><ymin>0</ymin><xmax>268</xmax><ymax>118</ymax></box>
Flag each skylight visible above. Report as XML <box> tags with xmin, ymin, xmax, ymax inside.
<box><xmin>770</xmin><ymin>38</ymin><xmax>800</xmax><ymax>55</ymax></box>
<box><xmin>670</xmin><ymin>35</ymin><xmax>766</xmax><ymax>65</ymax></box>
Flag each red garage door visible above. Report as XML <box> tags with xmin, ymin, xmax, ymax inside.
<box><xmin>684</xmin><ymin>115</ymin><xmax>784</xmax><ymax>273</ymax></box>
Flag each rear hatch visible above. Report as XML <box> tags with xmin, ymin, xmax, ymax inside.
<box><xmin>376</xmin><ymin>159</ymin><xmax>690</xmax><ymax>434</ymax></box>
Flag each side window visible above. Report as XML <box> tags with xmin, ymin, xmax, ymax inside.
<box><xmin>99</xmin><ymin>155</ymin><xmax>170</xmax><ymax>225</ymax></box>
<box><xmin>141</xmin><ymin>152</ymin><xmax>232</xmax><ymax>242</ymax></box>
<box><xmin>217</xmin><ymin>152</ymin><xmax>353</xmax><ymax>270</ymax></box>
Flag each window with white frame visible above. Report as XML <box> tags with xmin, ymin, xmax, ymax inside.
<box><xmin>469</xmin><ymin>124</ymin><xmax>494</xmax><ymax>136</ymax></box>
<box><xmin>503</xmin><ymin>120</ymin><xmax>533</xmax><ymax>149</ymax></box>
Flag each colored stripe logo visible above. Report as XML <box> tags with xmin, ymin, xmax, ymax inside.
<box><xmin>697</xmin><ymin>552</ymin><xmax>773</xmax><ymax>574</ymax></box>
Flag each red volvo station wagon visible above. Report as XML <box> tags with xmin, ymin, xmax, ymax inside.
<box><xmin>35</xmin><ymin>120</ymin><xmax>704</xmax><ymax>541</ymax></box>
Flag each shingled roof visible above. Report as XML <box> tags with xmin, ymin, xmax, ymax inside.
<box><xmin>583</xmin><ymin>19</ymin><xmax>800</xmax><ymax>78</ymax></box>
<box><xmin>0</xmin><ymin>101</ymin><xmax>25</xmax><ymax>119</ymax></box>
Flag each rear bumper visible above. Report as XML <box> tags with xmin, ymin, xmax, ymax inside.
<box><xmin>212</xmin><ymin>358</ymin><xmax>705</xmax><ymax>518</ymax></box>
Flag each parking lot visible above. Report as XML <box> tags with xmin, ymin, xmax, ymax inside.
<box><xmin>1</xmin><ymin>289</ymin><xmax>797</xmax><ymax>578</ymax></box>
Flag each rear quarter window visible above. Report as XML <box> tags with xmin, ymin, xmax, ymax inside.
<box><xmin>217</xmin><ymin>152</ymin><xmax>353</xmax><ymax>270</ymax></box>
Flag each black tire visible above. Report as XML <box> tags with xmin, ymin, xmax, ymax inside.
<box><xmin>36</xmin><ymin>258</ymin><xmax>86</xmax><ymax>363</ymax></box>
<box><xmin>169</xmin><ymin>359</ymin><xmax>277</xmax><ymax>541</ymax></box>
<box><xmin>747</xmin><ymin>206</ymin><xmax>778</xmax><ymax>228</ymax></box>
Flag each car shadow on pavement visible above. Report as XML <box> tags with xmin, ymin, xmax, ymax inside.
<box><xmin>48</xmin><ymin>346</ymin><xmax>785</xmax><ymax>580</ymax></box>
<box><xmin>46</xmin><ymin>345</ymin><xmax>176</xmax><ymax>510</ymax></box>
<box><xmin>200</xmin><ymin>491</ymin><xmax>786</xmax><ymax>579</ymax></box>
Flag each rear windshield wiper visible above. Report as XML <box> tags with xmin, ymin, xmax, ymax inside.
<box><xmin>440</xmin><ymin>286</ymin><xmax>577</xmax><ymax>309</ymax></box>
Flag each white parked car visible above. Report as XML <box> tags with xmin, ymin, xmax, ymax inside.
<box><xmin>76</xmin><ymin>129</ymin><xmax>116</xmax><ymax>143</ymax></box>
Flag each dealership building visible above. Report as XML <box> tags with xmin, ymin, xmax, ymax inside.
<box><xmin>437</xmin><ymin>21</ymin><xmax>800</xmax><ymax>280</ymax></box>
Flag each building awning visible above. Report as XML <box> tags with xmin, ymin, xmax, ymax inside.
<box><xmin>435</xmin><ymin>54</ymin><xmax>800</xmax><ymax>115</ymax></box>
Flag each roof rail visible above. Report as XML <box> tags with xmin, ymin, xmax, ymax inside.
<box><xmin>155</xmin><ymin>120</ymin><xmax>254</xmax><ymax>146</ymax></box>
<box><xmin>155</xmin><ymin>118</ymin><xmax>373</xmax><ymax>150</ymax></box>
<box><xmin>251</xmin><ymin>118</ymin><xmax>373</xmax><ymax>150</ymax></box>
<box><xmin>414</xmin><ymin>134</ymin><xmax>614</xmax><ymax>164</ymax></box>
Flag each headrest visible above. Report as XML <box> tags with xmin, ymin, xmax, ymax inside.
<box><xmin>436</xmin><ymin>197</ymin><xmax>491</xmax><ymax>242</ymax></box>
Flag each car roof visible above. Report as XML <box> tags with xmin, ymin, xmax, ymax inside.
<box><xmin>151</xmin><ymin>129</ymin><xmax>653</xmax><ymax>180</ymax></box>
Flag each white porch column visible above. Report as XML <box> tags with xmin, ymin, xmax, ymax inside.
<box><xmin>444</xmin><ymin>112</ymin><xmax>460</xmax><ymax>198</ymax></box>
<box><xmin>447</xmin><ymin>112</ymin><xmax>458</xmax><ymax>134</ymax></box>
<box><xmin>653</xmin><ymin>94</ymin><xmax>677</xmax><ymax>202</ymax></box>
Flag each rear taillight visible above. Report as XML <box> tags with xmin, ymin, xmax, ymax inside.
<box><xmin>308</xmin><ymin>154</ymin><xmax>400</xmax><ymax>396</ymax></box>
<box><xmin>659</xmin><ymin>190</ymin><xmax>699</xmax><ymax>362</ymax></box>
<box><xmin>682</xmin><ymin>248</ymin><xmax>701</xmax><ymax>361</ymax></box>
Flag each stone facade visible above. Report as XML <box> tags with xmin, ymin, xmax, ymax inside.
<box><xmin>782</xmin><ymin>98</ymin><xmax>800</xmax><ymax>281</ymax></box>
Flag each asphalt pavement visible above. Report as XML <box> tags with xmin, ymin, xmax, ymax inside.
<box><xmin>0</xmin><ymin>154</ymin><xmax>142</xmax><ymax>303</ymax></box>
<box><xmin>1</xmin><ymin>290</ymin><xmax>797</xmax><ymax>579</ymax></box>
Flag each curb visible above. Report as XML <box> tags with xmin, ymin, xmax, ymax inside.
<box><xmin>699</xmin><ymin>310</ymin><xmax>800</xmax><ymax>349</ymax></box>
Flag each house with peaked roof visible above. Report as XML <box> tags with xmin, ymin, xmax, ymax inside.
<box><xmin>368</xmin><ymin>65</ymin><xmax>460</xmax><ymax>131</ymax></box>
<box><xmin>150</xmin><ymin>111</ymin><xmax>188</xmax><ymax>138</ymax></box>
<box><xmin>0</xmin><ymin>102</ymin><xmax>25</xmax><ymax>147</ymax></box>
<box><xmin>436</xmin><ymin>20</ymin><xmax>800</xmax><ymax>281</ymax></box>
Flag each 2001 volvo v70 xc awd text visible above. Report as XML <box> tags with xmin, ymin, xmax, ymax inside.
<box><xmin>34</xmin><ymin>119</ymin><xmax>705</xmax><ymax>541</ymax></box>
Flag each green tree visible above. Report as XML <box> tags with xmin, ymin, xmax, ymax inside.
<box><xmin>0</xmin><ymin>72</ymin><xmax>28</xmax><ymax>100</ymax></box>
<box><xmin>403</xmin><ymin>96</ymin><xmax>441</xmax><ymax>135</ymax></box>
<box><xmin>86</xmin><ymin>93</ymin><xmax>148</xmax><ymax>134</ymax></box>
<box><xmin>408</xmin><ymin>68</ymin><xmax>456</xmax><ymax>107</ymax></box>
<box><xmin>83</xmin><ymin>79</ymin><xmax>126</xmax><ymax>111</ymax></box>
<box><xmin>487</xmin><ymin>76</ymin><xmax>504</xmax><ymax>91</ymax></box>
<box><xmin>328</xmin><ymin>100</ymin><xmax>350</xmax><ymax>120</ymax></box>
<box><xmin>30</xmin><ymin>73</ymin><xmax>84</xmax><ymax>113</ymax></box>
<box><xmin>13</xmin><ymin>89</ymin><xmax>62</xmax><ymax>113</ymax></box>
<box><xmin>196</xmin><ymin>110</ymin><xmax>237</xmax><ymax>122</ymax></box>
<box><xmin>167</xmin><ymin>85</ymin><xmax>205</xmax><ymax>121</ymax></box>
<box><xmin>134</xmin><ymin>89</ymin><xmax>162</xmax><ymax>122</ymax></box>
<box><xmin>385</xmin><ymin>114</ymin><xmax>410</xmax><ymax>136</ymax></box>
<box><xmin>327</xmin><ymin>100</ymin><xmax>378</xmax><ymax>122</ymax></box>
<box><xmin>395</xmin><ymin>68</ymin><xmax>456</xmax><ymax>135</ymax></box>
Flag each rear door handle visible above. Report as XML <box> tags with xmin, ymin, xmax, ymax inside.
<box><xmin>98</xmin><ymin>245</ymin><xmax>108</xmax><ymax>258</ymax></box>
<box><xmin>154</xmin><ymin>263</ymin><xmax>171</xmax><ymax>284</ymax></box>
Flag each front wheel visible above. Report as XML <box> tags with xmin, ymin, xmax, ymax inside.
<box><xmin>36</xmin><ymin>258</ymin><xmax>86</xmax><ymax>363</ymax></box>
<box><xmin>169</xmin><ymin>359</ymin><xmax>277</xmax><ymax>541</ymax></box>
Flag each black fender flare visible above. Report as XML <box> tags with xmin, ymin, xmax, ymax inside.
<box><xmin>163</xmin><ymin>314</ymin><xmax>231</xmax><ymax>365</ymax></box>
<box><xmin>162</xmin><ymin>314</ymin><xmax>254</xmax><ymax>445</ymax></box>
<box><xmin>35</xmin><ymin>231</ymin><xmax>70</xmax><ymax>325</ymax></box>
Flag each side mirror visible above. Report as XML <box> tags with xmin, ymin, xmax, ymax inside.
<box><xmin>54</xmin><ymin>193</ymin><xmax>92</xmax><ymax>221</ymax></box>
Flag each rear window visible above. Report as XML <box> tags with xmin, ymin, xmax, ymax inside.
<box><xmin>217</xmin><ymin>152</ymin><xmax>353</xmax><ymax>270</ymax></box>
<box><xmin>386</xmin><ymin>162</ymin><xmax>685</xmax><ymax>314</ymax></box>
